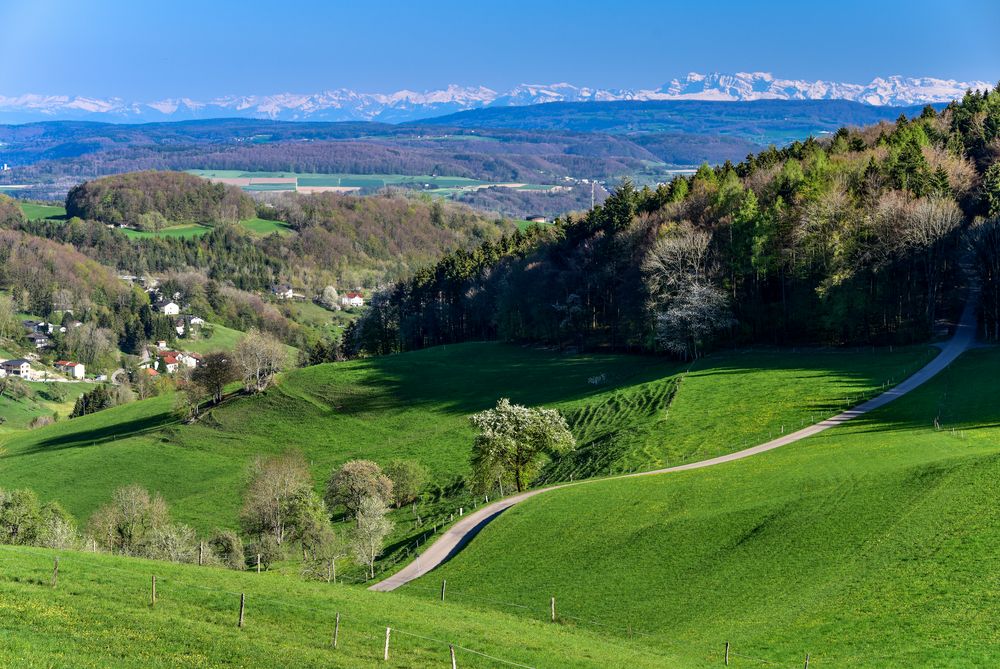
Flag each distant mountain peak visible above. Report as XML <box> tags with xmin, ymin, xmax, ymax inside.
<box><xmin>0</xmin><ymin>73</ymin><xmax>993</xmax><ymax>124</ymax></box>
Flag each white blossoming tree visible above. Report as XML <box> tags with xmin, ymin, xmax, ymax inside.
<box><xmin>469</xmin><ymin>398</ymin><xmax>575</xmax><ymax>493</ymax></box>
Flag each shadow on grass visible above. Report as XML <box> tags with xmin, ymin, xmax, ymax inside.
<box><xmin>9</xmin><ymin>410</ymin><xmax>180</xmax><ymax>456</ymax></box>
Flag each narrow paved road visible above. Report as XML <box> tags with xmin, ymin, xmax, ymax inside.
<box><xmin>371</xmin><ymin>281</ymin><xmax>980</xmax><ymax>592</ymax></box>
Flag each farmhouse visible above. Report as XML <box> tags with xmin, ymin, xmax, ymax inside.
<box><xmin>341</xmin><ymin>291</ymin><xmax>365</xmax><ymax>308</ymax></box>
<box><xmin>2</xmin><ymin>359</ymin><xmax>31</xmax><ymax>377</ymax></box>
<box><xmin>157</xmin><ymin>300</ymin><xmax>181</xmax><ymax>316</ymax></box>
<box><xmin>526</xmin><ymin>215</ymin><xmax>549</xmax><ymax>224</ymax></box>
<box><xmin>177</xmin><ymin>352</ymin><xmax>202</xmax><ymax>369</ymax></box>
<box><xmin>54</xmin><ymin>360</ymin><xmax>86</xmax><ymax>379</ymax></box>
<box><xmin>271</xmin><ymin>283</ymin><xmax>294</xmax><ymax>300</ymax></box>
<box><xmin>26</xmin><ymin>332</ymin><xmax>50</xmax><ymax>349</ymax></box>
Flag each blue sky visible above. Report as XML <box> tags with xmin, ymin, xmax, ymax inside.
<box><xmin>1</xmin><ymin>0</ymin><xmax>998</xmax><ymax>97</ymax></box>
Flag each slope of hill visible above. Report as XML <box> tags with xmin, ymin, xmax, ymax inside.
<box><xmin>401</xmin><ymin>346</ymin><xmax>1000</xmax><ymax>666</ymax></box>
<box><xmin>0</xmin><ymin>545</ymin><xmax>678</xmax><ymax>668</ymax></box>
<box><xmin>0</xmin><ymin>342</ymin><xmax>930</xmax><ymax>534</ymax></box>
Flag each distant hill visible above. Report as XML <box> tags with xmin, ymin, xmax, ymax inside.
<box><xmin>421</xmin><ymin>99</ymin><xmax>946</xmax><ymax>145</ymax></box>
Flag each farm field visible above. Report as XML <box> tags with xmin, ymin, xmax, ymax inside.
<box><xmin>403</xmin><ymin>346</ymin><xmax>1000</xmax><ymax>667</ymax></box>
<box><xmin>0</xmin><ymin>545</ymin><xmax>677</xmax><ymax>668</ymax></box>
<box><xmin>187</xmin><ymin>169</ymin><xmax>563</xmax><ymax>198</ymax></box>
<box><xmin>0</xmin><ymin>342</ymin><xmax>929</xmax><ymax>533</ymax></box>
<box><xmin>16</xmin><ymin>201</ymin><xmax>288</xmax><ymax>237</ymax></box>
<box><xmin>17</xmin><ymin>202</ymin><xmax>67</xmax><ymax>220</ymax></box>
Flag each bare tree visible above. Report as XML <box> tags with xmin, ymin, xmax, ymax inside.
<box><xmin>351</xmin><ymin>496</ymin><xmax>393</xmax><ymax>579</ymax></box>
<box><xmin>240</xmin><ymin>452</ymin><xmax>312</xmax><ymax>545</ymax></box>
<box><xmin>87</xmin><ymin>485</ymin><xmax>170</xmax><ymax>555</ymax></box>
<box><xmin>642</xmin><ymin>225</ymin><xmax>712</xmax><ymax>302</ymax></box>
<box><xmin>233</xmin><ymin>329</ymin><xmax>287</xmax><ymax>393</ymax></box>
<box><xmin>654</xmin><ymin>282</ymin><xmax>733</xmax><ymax>360</ymax></box>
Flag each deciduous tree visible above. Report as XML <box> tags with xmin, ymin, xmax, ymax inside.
<box><xmin>469</xmin><ymin>398</ymin><xmax>575</xmax><ymax>493</ymax></box>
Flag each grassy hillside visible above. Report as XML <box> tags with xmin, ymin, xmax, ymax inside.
<box><xmin>0</xmin><ymin>381</ymin><xmax>93</xmax><ymax>437</ymax></box>
<box><xmin>0</xmin><ymin>545</ymin><xmax>678</xmax><ymax>668</ymax></box>
<box><xmin>0</xmin><ymin>343</ymin><xmax>929</xmax><ymax>535</ymax></box>
<box><xmin>403</xmin><ymin>347</ymin><xmax>1000</xmax><ymax>667</ymax></box>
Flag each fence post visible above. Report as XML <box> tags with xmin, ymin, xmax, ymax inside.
<box><xmin>550</xmin><ymin>596</ymin><xmax>556</xmax><ymax>622</ymax></box>
<box><xmin>383</xmin><ymin>626</ymin><xmax>391</xmax><ymax>661</ymax></box>
<box><xmin>450</xmin><ymin>644</ymin><xmax>457</xmax><ymax>669</ymax></box>
<box><xmin>256</xmin><ymin>554</ymin><xmax>261</xmax><ymax>573</ymax></box>
<box><xmin>199</xmin><ymin>541</ymin><xmax>204</xmax><ymax>566</ymax></box>
<box><xmin>332</xmin><ymin>612</ymin><xmax>340</xmax><ymax>649</ymax></box>
<box><xmin>804</xmin><ymin>652</ymin><xmax>810</xmax><ymax>669</ymax></box>
<box><xmin>51</xmin><ymin>557</ymin><xmax>59</xmax><ymax>588</ymax></box>
<box><xmin>725</xmin><ymin>641</ymin><xmax>729</xmax><ymax>665</ymax></box>
<box><xmin>238</xmin><ymin>593</ymin><xmax>245</xmax><ymax>628</ymax></box>
<box><xmin>151</xmin><ymin>575</ymin><xmax>156</xmax><ymax>607</ymax></box>
<box><xmin>441</xmin><ymin>579</ymin><xmax>447</xmax><ymax>601</ymax></box>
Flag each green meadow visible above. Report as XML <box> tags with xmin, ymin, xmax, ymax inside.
<box><xmin>0</xmin><ymin>342</ymin><xmax>928</xmax><ymax>534</ymax></box>
<box><xmin>0</xmin><ymin>545</ymin><xmax>677</xmax><ymax>668</ymax></box>
<box><xmin>403</xmin><ymin>346</ymin><xmax>1000</xmax><ymax>667</ymax></box>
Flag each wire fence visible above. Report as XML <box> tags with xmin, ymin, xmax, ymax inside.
<box><xmin>0</xmin><ymin>545</ymin><xmax>543</xmax><ymax>668</ymax></box>
<box><xmin>0</xmin><ymin>543</ymin><xmax>834</xmax><ymax>667</ymax></box>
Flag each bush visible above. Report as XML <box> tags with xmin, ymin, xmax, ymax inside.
<box><xmin>245</xmin><ymin>534</ymin><xmax>283</xmax><ymax>570</ymax></box>
<box><xmin>38</xmin><ymin>501</ymin><xmax>78</xmax><ymax>550</ymax></box>
<box><xmin>209</xmin><ymin>529</ymin><xmax>246</xmax><ymax>570</ymax></box>
<box><xmin>146</xmin><ymin>523</ymin><xmax>199</xmax><ymax>563</ymax></box>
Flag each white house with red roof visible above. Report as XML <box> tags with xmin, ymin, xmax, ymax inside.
<box><xmin>54</xmin><ymin>360</ymin><xmax>86</xmax><ymax>379</ymax></box>
<box><xmin>340</xmin><ymin>291</ymin><xmax>364</xmax><ymax>307</ymax></box>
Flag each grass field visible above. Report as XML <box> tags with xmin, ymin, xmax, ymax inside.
<box><xmin>174</xmin><ymin>322</ymin><xmax>246</xmax><ymax>354</ymax></box>
<box><xmin>14</xmin><ymin>202</ymin><xmax>287</xmax><ymax>238</ymax></box>
<box><xmin>186</xmin><ymin>169</ymin><xmax>562</xmax><ymax>198</ymax></box>
<box><xmin>17</xmin><ymin>202</ymin><xmax>67</xmax><ymax>221</ymax></box>
<box><xmin>0</xmin><ymin>343</ymin><xmax>929</xmax><ymax>535</ymax></box>
<box><xmin>0</xmin><ymin>381</ymin><xmax>94</xmax><ymax>437</ymax></box>
<box><xmin>0</xmin><ymin>545</ymin><xmax>678</xmax><ymax>668</ymax></box>
<box><xmin>402</xmin><ymin>346</ymin><xmax>1000</xmax><ymax>667</ymax></box>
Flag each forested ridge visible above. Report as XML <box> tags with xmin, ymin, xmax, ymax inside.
<box><xmin>347</xmin><ymin>86</ymin><xmax>1000</xmax><ymax>358</ymax></box>
<box><xmin>66</xmin><ymin>171</ymin><xmax>256</xmax><ymax>228</ymax></box>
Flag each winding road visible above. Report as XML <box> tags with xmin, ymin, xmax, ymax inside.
<box><xmin>370</xmin><ymin>281</ymin><xmax>980</xmax><ymax>592</ymax></box>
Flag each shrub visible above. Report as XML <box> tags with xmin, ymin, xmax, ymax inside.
<box><xmin>209</xmin><ymin>529</ymin><xmax>246</xmax><ymax>570</ymax></box>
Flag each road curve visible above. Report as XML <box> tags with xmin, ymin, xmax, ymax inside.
<box><xmin>370</xmin><ymin>281</ymin><xmax>980</xmax><ymax>592</ymax></box>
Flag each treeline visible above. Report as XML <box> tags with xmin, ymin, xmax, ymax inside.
<box><xmin>347</xmin><ymin>88</ymin><xmax>1000</xmax><ymax>357</ymax></box>
<box><xmin>66</xmin><ymin>171</ymin><xmax>255</xmax><ymax>228</ymax></box>
<box><xmin>22</xmin><ymin>190</ymin><xmax>512</xmax><ymax>293</ymax></box>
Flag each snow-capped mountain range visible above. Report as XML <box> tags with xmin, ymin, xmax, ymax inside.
<box><xmin>0</xmin><ymin>73</ymin><xmax>993</xmax><ymax>124</ymax></box>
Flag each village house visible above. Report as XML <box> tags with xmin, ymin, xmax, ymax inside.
<box><xmin>271</xmin><ymin>283</ymin><xmax>295</xmax><ymax>300</ymax></box>
<box><xmin>177</xmin><ymin>352</ymin><xmax>202</xmax><ymax>369</ymax></box>
<box><xmin>341</xmin><ymin>291</ymin><xmax>365</xmax><ymax>308</ymax></box>
<box><xmin>1</xmin><ymin>359</ymin><xmax>31</xmax><ymax>377</ymax></box>
<box><xmin>156</xmin><ymin>299</ymin><xmax>181</xmax><ymax>316</ymax></box>
<box><xmin>158</xmin><ymin>352</ymin><xmax>180</xmax><ymax>374</ymax></box>
<box><xmin>54</xmin><ymin>360</ymin><xmax>86</xmax><ymax>379</ymax></box>
<box><xmin>26</xmin><ymin>332</ymin><xmax>50</xmax><ymax>349</ymax></box>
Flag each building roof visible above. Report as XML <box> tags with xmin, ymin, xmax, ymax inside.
<box><xmin>3</xmin><ymin>359</ymin><xmax>30</xmax><ymax>366</ymax></box>
<box><xmin>345</xmin><ymin>291</ymin><xmax>364</xmax><ymax>299</ymax></box>
<box><xmin>54</xmin><ymin>360</ymin><xmax>82</xmax><ymax>367</ymax></box>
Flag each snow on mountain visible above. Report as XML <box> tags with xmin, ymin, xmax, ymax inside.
<box><xmin>0</xmin><ymin>73</ymin><xmax>992</xmax><ymax>124</ymax></box>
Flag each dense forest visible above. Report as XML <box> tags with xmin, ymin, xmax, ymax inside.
<box><xmin>65</xmin><ymin>171</ymin><xmax>255</xmax><ymax>228</ymax></box>
<box><xmin>346</xmin><ymin>86</ymin><xmax>1000</xmax><ymax>358</ymax></box>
